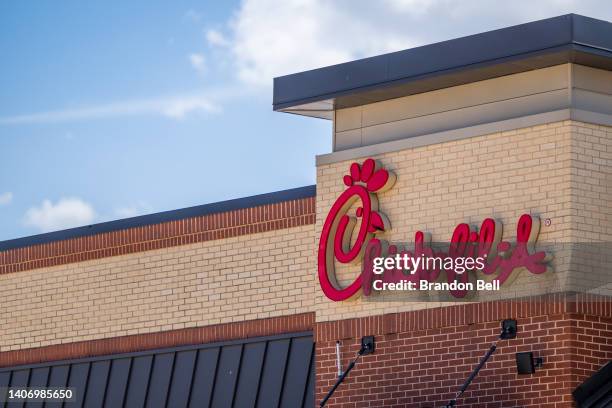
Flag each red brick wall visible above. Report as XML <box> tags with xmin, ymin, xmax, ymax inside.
<box><xmin>315</xmin><ymin>299</ymin><xmax>612</xmax><ymax>408</ymax></box>
<box><xmin>0</xmin><ymin>312</ymin><xmax>314</xmax><ymax>368</ymax></box>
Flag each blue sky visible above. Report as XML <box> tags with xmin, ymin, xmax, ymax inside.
<box><xmin>1</xmin><ymin>0</ymin><xmax>610</xmax><ymax>240</ymax></box>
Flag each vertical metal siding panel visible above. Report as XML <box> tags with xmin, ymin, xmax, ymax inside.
<box><xmin>65</xmin><ymin>363</ymin><xmax>90</xmax><ymax>408</ymax></box>
<box><xmin>188</xmin><ymin>348</ymin><xmax>219</xmax><ymax>408</ymax></box>
<box><xmin>256</xmin><ymin>339</ymin><xmax>290</xmax><ymax>408</ymax></box>
<box><xmin>27</xmin><ymin>367</ymin><xmax>49</xmax><ymax>388</ymax></box>
<box><xmin>25</xmin><ymin>367</ymin><xmax>50</xmax><ymax>408</ymax></box>
<box><xmin>9</xmin><ymin>369</ymin><xmax>31</xmax><ymax>408</ymax></box>
<box><xmin>232</xmin><ymin>342</ymin><xmax>266</xmax><ymax>408</ymax></box>
<box><xmin>210</xmin><ymin>345</ymin><xmax>242</xmax><ymax>408</ymax></box>
<box><xmin>0</xmin><ymin>371</ymin><xmax>12</xmax><ymax>408</ymax></box>
<box><xmin>166</xmin><ymin>351</ymin><xmax>197</xmax><ymax>408</ymax></box>
<box><xmin>9</xmin><ymin>369</ymin><xmax>30</xmax><ymax>387</ymax></box>
<box><xmin>102</xmin><ymin>358</ymin><xmax>131</xmax><ymax>408</ymax></box>
<box><xmin>144</xmin><ymin>353</ymin><xmax>175</xmax><ymax>408</ymax></box>
<box><xmin>0</xmin><ymin>372</ymin><xmax>10</xmax><ymax>386</ymax></box>
<box><xmin>83</xmin><ymin>361</ymin><xmax>110</xmax><ymax>408</ymax></box>
<box><xmin>301</xmin><ymin>344</ymin><xmax>315</xmax><ymax>408</ymax></box>
<box><xmin>279</xmin><ymin>337</ymin><xmax>314</xmax><ymax>408</ymax></box>
<box><xmin>123</xmin><ymin>356</ymin><xmax>153</xmax><ymax>408</ymax></box>
<box><xmin>44</xmin><ymin>366</ymin><xmax>70</xmax><ymax>408</ymax></box>
<box><xmin>0</xmin><ymin>333</ymin><xmax>314</xmax><ymax>408</ymax></box>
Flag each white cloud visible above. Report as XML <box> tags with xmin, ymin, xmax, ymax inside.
<box><xmin>384</xmin><ymin>0</ymin><xmax>437</xmax><ymax>12</ymax></box>
<box><xmin>23</xmin><ymin>198</ymin><xmax>159</xmax><ymax>232</ymax></box>
<box><xmin>5</xmin><ymin>1</ymin><xmax>610</xmax><ymax>127</ymax></box>
<box><xmin>206</xmin><ymin>29</ymin><xmax>230</xmax><ymax>47</ymax></box>
<box><xmin>189</xmin><ymin>53</ymin><xmax>207</xmax><ymax>73</ymax></box>
<box><xmin>0</xmin><ymin>94</ymin><xmax>220</xmax><ymax>125</ymax></box>
<box><xmin>114</xmin><ymin>202</ymin><xmax>153</xmax><ymax>219</ymax></box>
<box><xmin>0</xmin><ymin>192</ymin><xmax>13</xmax><ymax>205</ymax></box>
<box><xmin>206</xmin><ymin>0</ymin><xmax>612</xmax><ymax>87</ymax></box>
<box><xmin>224</xmin><ymin>0</ymin><xmax>417</xmax><ymax>86</ymax></box>
<box><xmin>24</xmin><ymin>198</ymin><xmax>96</xmax><ymax>232</ymax></box>
<box><xmin>161</xmin><ymin>96</ymin><xmax>220</xmax><ymax>119</ymax></box>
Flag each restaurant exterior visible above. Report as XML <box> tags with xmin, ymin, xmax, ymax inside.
<box><xmin>0</xmin><ymin>13</ymin><xmax>611</xmax><ymax>408</ymax></box>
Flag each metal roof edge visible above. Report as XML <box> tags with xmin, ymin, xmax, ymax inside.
<box><xmin>0</xmin><ymin>185</ymin><xmax>316</xmax><ymax>252</ymax></box>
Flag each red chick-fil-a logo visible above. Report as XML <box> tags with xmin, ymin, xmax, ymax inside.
<box><xmin>317</xmin><ymin>158</ymin><xmax>552</xmax><ymax>301</ymax></box>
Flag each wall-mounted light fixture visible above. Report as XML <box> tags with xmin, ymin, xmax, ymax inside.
<box><xmin>360</xmin><ymin>336</ymin><xmax>375</xmax><ymax>355</ymax></box>
<box><xmin>335</xmin><ymin>340</ymin><xmax>343</xmax><ymax>377</ymax></box>
<box><xmin>515</xmin><ymin>351</ymin><xmax>544</xmax><ymax>374</ymax></box>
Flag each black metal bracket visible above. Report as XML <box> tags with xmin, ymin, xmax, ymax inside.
<box><xmin>320</xmin><ymin>336</ymin><xmax>375</xmax><ymax>407</ymax></box>
<box><xmin>361</xmin><ymin>336</ymin><xmax>375</xmax><ymax>355</ymax></box>
<box><xmin>445</xmin><ymin>319</ymin><xmax>518</xmax><ymax>407</ymax></box>
<box><xmin>534</xmin><ymin>357</ymin><xmax>544</xmax><ymax>368</ymax></box>
<box><xmin>501</xmin><ymin>319</ymin><xmax>517</xmax><ymax>339</ymax></box>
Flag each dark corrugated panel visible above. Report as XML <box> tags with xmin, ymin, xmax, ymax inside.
<box><xmin>10</xmin><ymin>369</ymin><xmax>30</xmax><ymax>408</ymax></box>
<box><xmin>145</xmin><ymin>353</ymin><xmax>175</xmax><ymax>408</ymax></box>
<box><xmin>45</xmin><ymin>365</ymin><xmax>69</xmax><ymax>408</ymax></box>
<box><xmin>211</xmin><ymin>345</ymin><xmax>242</xmax><ymax>407</ymax></box>
<box><xmin>301</xmin><ymin>351</ymin><xmax>315</xmax><ymax>408</ymax></box>
<box><xmin>233</xmin><ymin>342</ymin><xmax>266</xmax><ymax>407</ymax></box>
<box><xmin>0</xmin><ymin>371</ymin><xmax>11</xmax><ymax>408</ymax></box>
<box><xmin>123</xmin><ymin>356</ymin><xmax>153</xmax><ymax>408</ymax></box>
<box><xmin>66</xmin><ymin>363</ymin><xmax>90</xmax><ymax>408</ymax></box>
<box><xmin>0</xmin><ymin>332</ymin><xmax>313</xmax><ymax>408</ymax></box>
<box><xmin>256</xmin><ymin>339</ymin><xmax>290</xmax><ymax>408</ymax></box>
<box><xmin>84</xmin><ymin>361</ymin><xmax>110</xmax><ymax>408</ymax></box>
<box><xmin>279</xmin><ymin>337</ymin><xmax>313</xmax><ymax>408</ymax></box>
<box><xmin>26</xmin><ymin>367</ymin><xmax>49</xmax><ymax>408</ymax></box>
<box><xmin>166</xmin><ymin>351</ymin><xmax>197</xmax><ymax>408</ymax></box>
<box><xmin>103</xmin><ymin>359</ymin><xmax>131</xmax><ymax>408</ymax></box>
<box><xmin>188</xmin><ymin>348</ymin><xmax>218</xmax><ymax>408</ymax></box>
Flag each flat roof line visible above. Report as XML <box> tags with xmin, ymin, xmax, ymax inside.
<box><xmin>273</xmin><ymin>14</ymin><xmax>612</xmax><ymax>113</ymax></box>
<box><xmin>0</xmin><ymin>185</ymin><xmax>316</xmax><ymax>252</ymax></box>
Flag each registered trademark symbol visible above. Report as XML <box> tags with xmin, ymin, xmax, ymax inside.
<box><xmin>544</xmin><ymin>218</ymin><xmax>552</xmax><ymax>227</ymax></box>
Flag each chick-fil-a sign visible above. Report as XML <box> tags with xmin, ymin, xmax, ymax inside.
<box><xmin>318</xmin><ymin>158</ymin><xmax>551</xmax><ymax>301</ymax></box>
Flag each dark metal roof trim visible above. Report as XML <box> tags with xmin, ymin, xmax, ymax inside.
<box><xmin>273</xmin><ymin>14</ymin><xmax>612</xmax><ymax>112</ymax></box>
<box><xmin>0</xmin><ymin>185</ymin><xmax>316</xmax><ymax>252</ymax></box>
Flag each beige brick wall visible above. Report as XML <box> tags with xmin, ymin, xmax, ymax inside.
<box><xmin>1</xmin><ymin>120</ymin><xmax>609</xmax><ymax>351</ymax></box>
<box><xmin>315</xmin><ymin>120</ymin><xmax>612</xmax><ymax>322</ymax></box>
<box><xmin>568</xmin><ymin>122</ymin><xmax>612</xmax><ymax>295</ymax></box>
<box><xmin>569</xmin><ymin>122</ymin><xmax>612</xmax><ymax>241</ymax></box>
<box><xmin>0</xmin><ymin>225</ymin><xmax>315</xmax><ymax>351</ymax></box>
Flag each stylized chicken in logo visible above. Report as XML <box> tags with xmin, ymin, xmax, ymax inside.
<box><xmin>318</xmin><ymin>158</ymin><xmax>396</xmax><ymax>301</ymax></box>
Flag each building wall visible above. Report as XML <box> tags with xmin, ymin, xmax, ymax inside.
<box><xmin>317</xmin><ymin>120</ymin><xmax>590</xmax><ymax>322</ymax></box>
<box><xmin>567</xmin><ymin>122</ymin><xmax>612</xmax><ymax>296</ymax></box>
<box><xmin>318</xmin><ymin>120</ymin><xmax>612</xmax><ymax>322</ymax></box>
<box><xmin>315</xmin><ymin>300</ymin><xmax>612</xmax><ymax>408</ymax></box>
<box><xmin>569</xmin><ymin>120</ymin><xmax>612</xmax><ymax>241</ymax></box>
<box><xmin>0</xmin><ymin>222</ymin><xmax>315</xmax><ymax>352</ymax></box>
<box><xmin>0</xmin><ymin>114</ymin><xmax>609</xmax><ymax>408</ymax></box>
<box><xmin>334</xmin><ymin>64</ymin><xmax>570</xmax><ymax>151</ymax></box>
<box><xmin>333</xmin><ymin>64</ymin><xmax>612</xmax><ymax>152</ymax></box>
<box><xmin>314</xmin><ymin>119</ymin><xmax>612</xmax><ymax>407</ymax></box>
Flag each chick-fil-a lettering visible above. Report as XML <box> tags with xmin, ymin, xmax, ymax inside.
<box><xmin>318</xmin><ymin>158</ymin><xmax>551</xmax><ymax>302</ymax></box>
